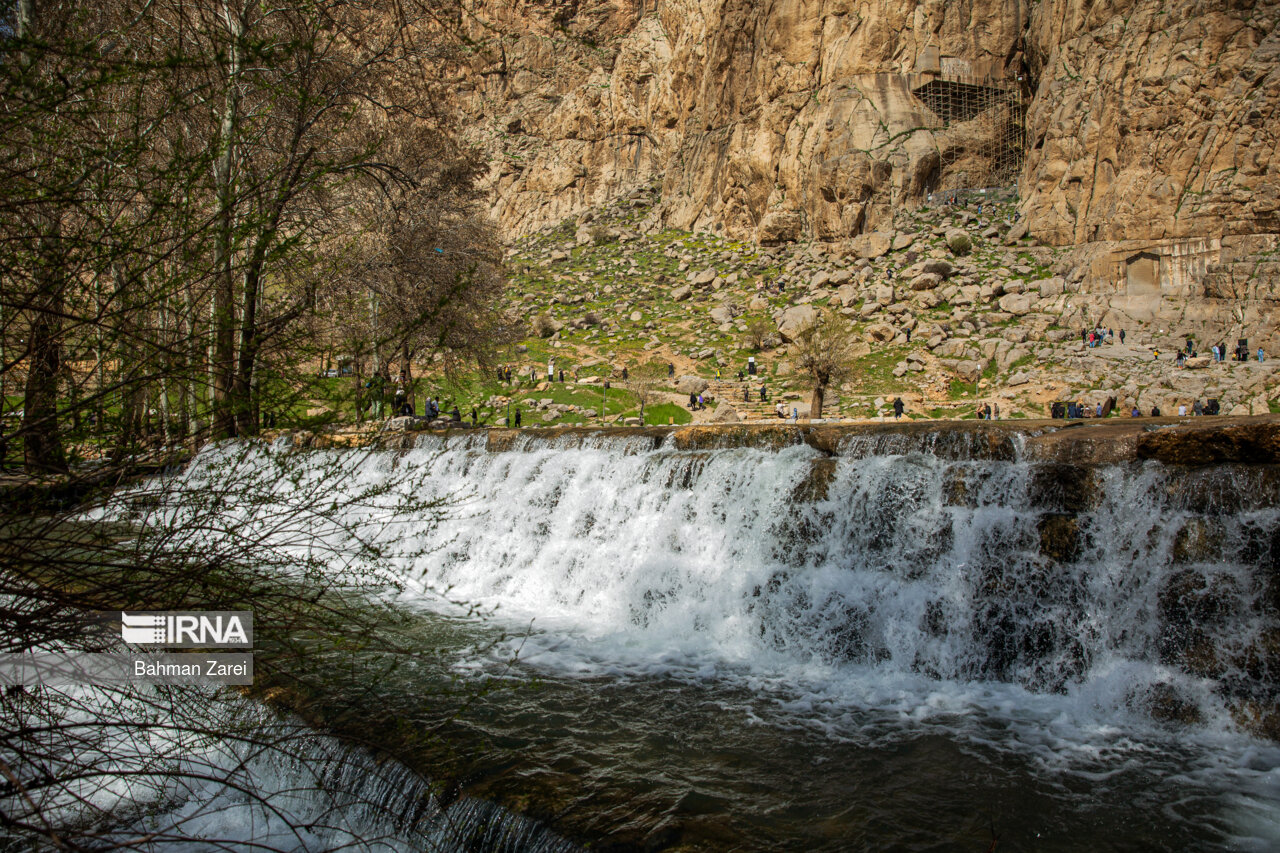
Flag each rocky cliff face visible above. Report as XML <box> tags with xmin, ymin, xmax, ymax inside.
<box><xmin>452</xmin><ymin>0</ymin><xmax>1028</xmax><ymax>243</ymax></box>
<box><xmin>1022</xmin><ymin>0</ymin><xmax>1280</xmax><ymax>246</ymax></box>
<box><xmin>450</xmin><ymin>0</ymin><xmax>1278</xmax><ymax>255</ymax></box>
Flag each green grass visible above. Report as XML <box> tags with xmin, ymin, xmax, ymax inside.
<box><xmin>846</xmin><ymin>346</ymin><xmax>910</xmax><ymax>394</ymax></box>
<box><xmin>621</xmin><ymin>402</ymin><xmax>692</xmax><ymax>425</ymax></box>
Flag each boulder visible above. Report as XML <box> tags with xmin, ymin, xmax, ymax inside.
<box><xmin>910</xmin><ymin>272</ymin><xmax>943</xmax><ymax>291</ymax></box>
<box><xmin>953</xmin><ymin>359</ymin><xmax>986</xmax><ymax>382</ymax></box>
<box><xmin>892</xmin><ymin>232</ymin><xmax>915</xmax><ymax>251</ymax></box>
<box><xmin>709</xmin><ymin>305</ymin><xmax>733</xmax><ymax>324</ymax></box>
<box><xmin>945</xmin><ymin>228</ymin><xmax>972</xmax><ymax>255</ymax></box>
<box><xmin>836</xmin><ymin>284</ymin><xmax>859</xmax><ymax>307</ymax></box>
<box><xmin>998</xmin><ymin>293</ymin><xmax>1035</xmax><ymax>315</ymax></box>
<box><xmin>921</xmin><ymin>259</ymin><xmax>954</xmax><ymax>278</ymax></box>
<box><xmin>691</xmin><ymin>267</ymin><xmax>718</xmax><ymax>286</ymax></box>
<box><xmin>671</xmin><ymin>285</ymin><xmax>692</xmax><ymax>302</ymax></box>
<box><xmin>1035</xmin><ymin>276</ymin><xmax>1066</xmax><ymax>297</ymax></box>
<box><xmin>712</xmin><ymin>404</ymin><xmax>741</xmax><ymax>423</ymax></box>
<box><xmin>864</xmin><ymin>323</ymin><xmax>896</xmax><ymax>342</ymax></box>
<box><xmin>851</xmin><ymin>231</ymin><xmax>893</xmax><ymax>259</ymax></box>
<box><xmin>675</xmin><ymin>374</ymin><xmax>709</xmax><ymax>395</ymax></box>
<box><xmin>777</xmin><ymin>304</ymin><xmax>820</xmax><ymax>342</ymax></box>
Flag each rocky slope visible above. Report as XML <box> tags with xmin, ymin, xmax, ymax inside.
<box><xmin>440</xmin><ymin>0</ymin><xmax>1280</xmax><ymax>386</ymax></box>
<box><xmin>503</xmin><ymin>189</ymin><xmax>1280</xmax><ymax>423</ymax></box>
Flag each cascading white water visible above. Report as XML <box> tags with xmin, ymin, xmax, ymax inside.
<box><xmin>163</xmin><ymin>437</ymin><xmax>1280</xmax><ymax>725</ymax></box>
<box><xmin>126</xmin><ymin>434</ymin><xmax>1280</xmax><ymax>849</ymax></box>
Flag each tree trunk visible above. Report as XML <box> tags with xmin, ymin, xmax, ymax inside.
<box><xmin>22</xmin><ymin>214</ymin><xmax>67</xmax><ymax>474</ymax></box>
<box><xmin>210</xmin><ymin>2</ymin><xmax>244</xmax><ymax>440</ymax></box>
<box><xmin>401</xmin><ymin>341</ymin><xmax>414</xmax><ymax>414</ymax></box>
<box><xmin>810</xmin><ymin>384</ymin><xmax>826</xmax><ymax>421</ymax></box>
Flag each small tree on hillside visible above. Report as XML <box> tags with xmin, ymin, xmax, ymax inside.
<box><xmin>744</xmin><ymin>316</ymin><xmax>775</xmax><ymax>351</ymax></box>
<box><xmin>793</xmin><ymin>311</ymin><xmax>859</xmax><ymax>419</ymax></box>
<box><xmin>625</xmin><ymin>363</ymin><xmax>665</xmax><ymax>424</ymax></box>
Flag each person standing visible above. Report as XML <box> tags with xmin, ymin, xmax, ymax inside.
<box><xmin>514</xmin><ymin>408</ymin><xmax>521</xmax><ymax>427</ymax></box>
<box><xmin>893</xmin><ymin>397</ymin><xmax>904</xmax><ymax>419</ymax></box>
<box><xmin>1119</xmin><ymin>329</ymin><xmax>1126</xmax><ymax>345</ymax></box>
<box><xmin>1260</xmin><ymin>347</ymin><xmax>1266</xmax><ymax>363</ymax></box>
<box><xmin>1178</xmin><ymin>403</ymin><xmax>1187</xmax><ymax>417</ymax></box>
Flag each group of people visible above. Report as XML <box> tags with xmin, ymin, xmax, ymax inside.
<box><xmin>1051</xmin><ymin>400</ymin><xmax>1113</xmax><ymax>419</ymax></box>
<box><xmin>1083</xmin><ymin>327</ymin><xmax>1124</xmax><ymax>347</ymax></box>
<box><xmin>975</xmin><ymin>402</ymin><xmax>1000</xmax><ymax>420</ymax></box>
<box><xmin>1172</xmin><ymin>337</ymin><xmax>1264</xmax><ymax>366</ymax></box>
<box><xmin>1174</xmin><ymin>400</ymin><xmax>1221</xmax><ymax>417</ymax></box>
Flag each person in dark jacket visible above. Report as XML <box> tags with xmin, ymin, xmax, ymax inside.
<box><xmin>893</xmin><ymin>398</ymin><xmax>905</xmax><ymax>419</ymax></box>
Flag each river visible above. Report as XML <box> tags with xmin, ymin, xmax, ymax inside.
<box><xmin>116</xmin><ymin>425</ymin><xmax>1280</xmax><ymax>849</ymax></box>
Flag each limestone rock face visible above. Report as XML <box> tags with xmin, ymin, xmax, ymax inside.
<box><xmin>456</xmin><ymin>0</ymin><xmax>1029</xmax><ymax>242</ymax></box>
<box><xmin>453</xmin><ymin>0</ymin><xmax>1280</xmax><ymax>280</ymax></box>
<box><xmin>1022</xmin><ymin>0</ymin><xmax>1280</xmax><ymax>246</ymax></box>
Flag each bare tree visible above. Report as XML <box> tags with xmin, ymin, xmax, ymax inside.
<box><xmin>792</xmin><ymin>311</ymin><xmax>859</xmax><ymax>419</ymax></box>
<box><xmin>625</xmin><ymin>362</ymin><xmax>668</xmax><ymax>425</ymax></box>
<box><xmin>744</xmin><ymin>315</ymin><xmax>776</xmax><ymax>351</ymax></box>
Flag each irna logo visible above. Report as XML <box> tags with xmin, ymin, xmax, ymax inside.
<box><xmin>120</xmin><ymin>611</ymin><xmax>253</xmax><ymax>648</ymax></box>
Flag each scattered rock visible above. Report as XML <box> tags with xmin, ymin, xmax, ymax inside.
<box><xmin>910</xmin><ymin>272</ymin><xmax>943</xmax><ymax>291</ymax></box>
<box><xmin>777</xmin><ymin>304</ymin><xmax>820</xmax><ymax>342</ymax></box>
<box><xmin>851</xmin><ymin>231</ymin><xmax>893</xmax><ymax>259</ymax></box>
<box><xmin>864</xmin><ymin>323</ymin><xmax>896</xmax><ymax>343</ymax></box>
<box><xmin>997</xmin><ymin>293</ymin><xmax>1035</xmax><ymax>315</ymax></box>
<box><xmin>945</xmin><ymin>228</ymin><xmax>972</xmax><ymax>255</ymax></box>
<box><xmin>675</xmin><ymin>374</ymin><xmax>709</xmax><ymax>395</ymax></box>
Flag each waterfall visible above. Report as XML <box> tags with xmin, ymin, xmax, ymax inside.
<box><xmin>86</xmin><ymin>431</ymin><xmax>1280</xmax><ymax>849</ymax></box>
<box><xmin>161</xmin><ymin>434</ymin><xmax>1280</xmax><ymax>737</ymax></box>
